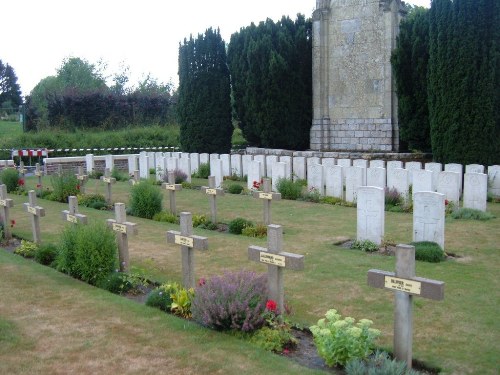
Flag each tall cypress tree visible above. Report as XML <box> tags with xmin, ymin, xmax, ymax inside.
<box><xmin>178</xmin><ymin>28</ymin><xmax>232</xmax><ymax>153</ymax></box>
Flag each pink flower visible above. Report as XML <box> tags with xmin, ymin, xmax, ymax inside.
<box><xmin>266</xmin><ymin>299</ymin><xmax>277</xmax><ymax>313</ymax></box>
<box><xmin>198</xmin><ymin>278</ymin><xmax>206</xmax><ymax>286</ymax></box>
<box><xmin>282</xmin><ymin>348</ymin><xmax>290</xmax><ymax>355</ymax></box>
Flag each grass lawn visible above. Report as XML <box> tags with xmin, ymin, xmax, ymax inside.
<box><xmin>1</xmin><ymin>175</ymin><xmax>499</xmax><ymax>374</ymax></box>
<box><xmin>0</xmin><ymin>120</ymin><xmax>23</xmax><ymax>143</ymax></box>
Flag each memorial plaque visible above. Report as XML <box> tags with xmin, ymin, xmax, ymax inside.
<box><xmin>175</xmin><ymin>234</ymin><xmax>194</xmax><ymax>247</ymax></box>
<box><xmin>205</xmin><ymin>188</ymin><xmax>217</xmax><ymax>195</ymax></box>
<box><xmin>112</xmin><ymin>223</ymin><xmax>127</xmax><ymax>233</ymax></box>
<box><xmin>66</xmin><ymin>214</ymin><xmax>78</xmax><ymax>224</ymax></box>
<box><xmin>259</xmin><ymin>252</ymin><xmax>285</xmax><ymax>267</ymax></box>
<box><xmin>384</xmin><ymin>276</ymin><xmax>421</xmax><ymax>295</ymax></box>
<box><xmin>259</xmin><ymin>192</ymin><xmax>273</xmax><ymax>200</ymax></box>
<box><xmin>27</xmin><ymin>206</ymin><xmax>37</xmax><ymax>215</ymax></box>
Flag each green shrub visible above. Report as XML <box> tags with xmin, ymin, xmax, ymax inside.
<box><xmin>152</xmin><ymin>211</ymin><xmax>179</xmax><ymax>224</ymax></box>
<box><xmin>192</xmin><ymin>214</ymin><xmax>208</xmax><ymax>227</ymax></box>
<box><xmin>14</xmin><ymin>240</ymin><xmax>38</xmax><ymax>258</ymax></box>
<box><xmin>170</xmin><ymin>283</ymin><xmax>195</xmax><ymax>318</ymax></box>
<box><xmin>310</xmin><ymin>309</ymin><xmax>381</xmax><ymax>367</ymax></box>
<box><xmin>300</xmin><ymin>187</ymin><xmax>321</xmax><ymax>203</ymax></box>
<box><xmin>129</xmin><ymin>181</ymin><xmax>163</xmax><ymax>219</ymax></box>
<box><xmin>111</xmin><ymin>168</ymin><xmax>129</xmax><ymax>182</ymax></box>
<box><xmin>229</xmin><ymin>217</ymin><xmax>254</xmax><ymax>234</ymax></box>
<box><xmin>241</xmin><ymin>224</ymin><xmax>267</xmax><ymax>238</ymax></box>
<box><xmin>345</xmin><ymin>350</ymin><xmax>422</xmax><ymax>375</ymax></box>
<box><xmin>34</xmin><ymin>243</ymin><xmax>59</xmax><ymax>266</ymax></box>
<box><xmin>98</xmin><ymin>271</ymin><xmax>134</xmax><ymax>294</ymax></box>
<box><xmin>0</xmin><ymin>168</ymin><xmax>19</xmax><ymax>192</ymax></box>
<box><xmin>197</xmin><ymin>221</ymin><xmax>219</xmax><ymax>230</ymax></box>
<box><xmin>251</xmin><ymin>326</ymin><xmax>296</xmax><ymax>352</ymax></box>
<box><xmin>88</xmin><ymin>170</ymin><xmax>103</xmax><ymax>179</ymax></box>
<box><xmin>55</xmin><ymin>224</ymin><xmax>79</xmax><ymax>276</ymax></box>
<box><xmin>50</xmin><ymin>172</ymin><xmax>80</xmax><ymax>203</ymax></box>
<box><xmin>276</xmin><ymin>178</ymin><xmax>303</xmax><ymax>200</ymax></box>
<box><xmin>227</xmin><ymin>183</ymin><xmax>244</xmax><ymax>194</ymax></box>
<box><xmin>410</xmin><ymin>241</ymin><xmax>446</xmax><ymax>263</ymax></box>
<box><xmin>193</xmin><ymin>163</ymin><xmax>210</xmax><ymax>179</ymax></box>
<box><xmin>351</xmin><ymin>240</ymin><xmax>379</xmax><ymax>253</ymax></box>
<box><xmin>149</xmin><ymin>168</ymin><xmax>156</xmax><ymax>175</ymax></box>
<box><xmin>450</xmin><ymin>208</ymin><xmax>495</xmax><ymax>221</ymax></box>
<box><xmin>78</xmin><ymin>193</ymin><xmax>107</xmax><ymax>210</ymax></box>
<box><xmin>145</xmin><ymin>286</ymin><xmax>174</xmax><ymax>312</ymax></box>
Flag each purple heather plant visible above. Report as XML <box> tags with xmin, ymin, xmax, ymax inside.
<box><xmin>191</xmin><ymin>270</ymin><xmax>268</xmax><ymax>332</ymax></box>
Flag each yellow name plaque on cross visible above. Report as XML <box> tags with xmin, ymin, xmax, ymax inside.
<box><xmin>112</xmin><ymin>223</ymin><xmax>127</xmax><ymax>233</ymax></box>
<box><xmin>206</xmin><ymin>188</ymin><xmax>217</xmax><ymax>195</ymax></box>
<box><xmin>103</xmin><ymin>177</ymin><xmax>111</xmax><ymax>183</ymax></box>
<box><xmin>384</xmin><ymin>276</ymin><xmax>421</xmax><ymax>295</ymax></box>
<box><xmin>164</xmin><ymin>184</ymin><xmax>176</xmax><ymax>191</ymax></box>
<box><xmin>175</xmin><ymin>235</ymin><xmax>194</xmax><ymax>247</ymax></box>
<box><xmin>259</xmin><ymin>192</ymin><xmax>273</xmax><ymax>200</ymax></box>
<box><xmin>67</xmin><ymin>214</ymin><xmax>78</xmax><ymax>223</ymax></box>
<box><xmin>77</xmin><ymin>175</ymin><xmax>86</xmax><ymax>181</ymax></box>
<box><xmin>27</xmin><ymin>206</ymin><xmax>37</xmax><ymax>215</ymax></box>
<box><xmin>0</xmin><ymin>199</ymin><xmax>6</xmax><ymax>206</ymax></box>
<box><xmin>35</xmin><ymin>172</ymin><xmax>42</xmax><ymax>177</ymax></box>
<box><xmin>260</xmin><ymin>252</ymin><xmax>285</xmax><ymax>267</ymax></box>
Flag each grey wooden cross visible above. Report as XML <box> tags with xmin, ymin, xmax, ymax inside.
<box><xmin>252</xmin><ymin>178</ymin><xmax>281</xmax><ymax>225</ymax></box>
<box><xmin>19</xmin><ymin>161</ymin><xmax>27</xmax><ymax>178</ymax></box>
<box><xmin>201</xmin><ymin>176</ymin><xmax>225</xmax><ymax>223</ymax></box>
<box><xmin>129</xmin><ymin>170</ymin><xmax>140</xmax><ymax>186</ymax></box>
<box><xmin>248</xmin><ymin>224</ymin><xmax>304</xmax><ymax>313</ymax></box>
<box><xmin>34</xmin><ymin>163</ymin><xmax>43</xmax><ymax>189</ymax></box>
<box><xmin>162</xmin><ymin>171</ymin><xmax>182</xmax><ymax>215</ymax></box>
<box><xmin>61</xmin><ymin>196</ymin><xmax>88</xmax><ymax>225</ymax></box>
<box><xmin>106</xmin><ymin>203</ymin><xmax>138</xmax><ymax>272</ymax></box>
<box><xmin>23</xmin><ymin>190</ymin><xmax>45</xmax><ymax>244</ymax></box>
<box><xmin>367</xmin><ymin>244</ymin><xmax>445</xmax><ymax>369</ymax></box>
<box><xmin>166</xmin><ymin>212</ymin><xmax>208</xmax><ymax>289</ymax></box>
<box><xmin>0</xmin><ymin>184</ymin><xmax>14</xmax><ymax>239</ymax></box>
<box><xmin>100</xmin><ymin>168</ymin><xmax>116</xmax><ymax>204</ymax></box>
<box><xmin>76</xmin><ymin>166</ymin><xmax>88</xmax><ymax>194</ymax></box>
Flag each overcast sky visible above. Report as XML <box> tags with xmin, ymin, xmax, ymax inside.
<box><xmin>2</xmin><ymin>0</ymin><xmax>430</xmax><ymax>97</ymax></box>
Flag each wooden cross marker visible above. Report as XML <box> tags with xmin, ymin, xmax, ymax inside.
<box><xmin>201</xmin><ymin>175</ymin><xmax>225</xmax><ymax>223</ymax></box>
<box><xmin>100</xmin><ymin>168</ymin><xmax>116</xmax><ymax>204</ymax></box>
<box><xmin>19</xmin><ymin>161</ymin><xmax>27</xmax><ymax>178</ymax></box>
<box><xmin>252</xmin><ymin>178</ymin><xmax>281</xmax><ymax>225</ymax></box>
<box><xmin>76</xmin><ymin>166</ymin><xmax>88</xmax><ymax>194</ymax></box>
<box><xmin>0</xmin><ymin>184</ymin><xmax>14</xmax><ymax>240</ymax></box>
<box><xmin>34</xmin><ymin>163</ymin><xmax>43</xmax><ymax>188</ymax></box>
<box><xmin>367</xmin><ymin>244</ymin><xmax>445</xmax><ymax>369</ymax></box>
<box><xmin>61</xmin><ymin>196</ymin><xmax>88</xmax><ymax>225</ymax></box>
<box><xmin>129</xmin><ymin>170</ymin><xmax>140</xmax><ymax>186</ymax></box>
<box><xmin>162</xmin><ymin>171</ymin><xmax>182</xmax><ymax>215</ymax></box>
<box><xmin>248</xmin><ymin>224</ymin><xmax>304</xmax><ymax>313</ymax></box>
<box><xmin>106</xmin><ymin>203</ymin><xmax>138</xmax><ymax>272</ymax></box>
<box><xmin>23</xmin><ymin>190</ymin><xmax>45</xmax><ymax>244</ymax></box>
<box><xmin>166</xmin><ymin>212</ymin><xmax>208</xmax><ymax>289</ymax></box>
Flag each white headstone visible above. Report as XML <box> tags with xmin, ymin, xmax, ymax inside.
<box><xmin>248</xmin><ymin>160</ymin><xmax>262</xmax><ymax>190</ymax></box>
<box><xmin>254</xmin><ymin>155</ymin><xmax>266</xmax><ymax>177</ymax></box>
<box><xmin>190</xmin><ymin>153</ymin><xmax>200</xmax><ymax>174</ymax></box>
<box><xmin>292</xmin><ymin>156</ymin><xmax>306</xmax><ymax>181</ymax></box>
<box><xmin>105</xmin><ymin>154</ymin><xmax>114</xmax><ymax>171</ymax></box>
<box><xmin>272</xmin><ymin>162</ymin><xmax>287</xmax><ymax>191</ymax></box>
<box><xmin>266</xmin><ymin>156</ymin><xmax>278</xmax><ymax>178</ymax></box>
<box><xmin>444</xmin><ymin>163</ymin><xmax>463</xmax><ymax>195</ymax></box>
<box><xmin>155</xmin><ymin>156</ymin><xmax>165</xmax><ymax>181</ymax></box>
<box><xmin>178</xmin><ymin>157</ymin><xmax>192</xmax><ymax>183</ymax></box>
<box><xmin>322</xmin><ymin>158</ymin><xmax>336</xmax><ymax>168</ymax></box>
<box><xmin>367</xmin><ymin>167</ymin><xmax>386</xmax><ymax>189</ymax></box>
<box><xmin>387</xmin><ymin>168</ymin><xmax>409</xmax><ymax>200</ymax></box>
<box><xmin>405</xmin><ymin>161</ymin><xmax>421</xmax><ymax>185</ymax></box>
<box><xmin>345</xmin><ymin>166</ymin><xmax>365</xmax><ymax>202</ymax></box>
<box><xmin>325</xmin><ymin>165</ymin><xmax>343</xmax><ymax>198</ymax></box>
<box><xmin>172</xmin><ymin>152</ymin><xmax>182</xmax><ymax>159</ymax></box>
<box><xmin>357</xmin><ymin>186</ymin><xmax>385</xmax><ymax>245</ymax></box>
<box><xmin>337</xmin><ymin>159</ymin><xmax>351</xmax><ymax>185</ymax></box>
<box><xmin>166</xmin><ymin>157</ymin><xmax>179</xmax><ymax>173</ymax></box>
<box><xmin>307</xmin><ymin>157</ymin><xmax>321</xmax><ymax>181</ymax></box>
<box><xmin>425</xmin><ymin>162</ymin><xmax>442</xmax><ymax>191</ymax></box>
<box><xmin>242</xmin><ymin>155</ymin><xmax>253</xmax><ymax>177</ymax></box>
<box><xmin>412</xmin><ymin>170</ymin><xmax>433</xmax><ymax>199</ymax></box>
<box><xmin>487</xmin><ymin>165</ymin><xmax>500</xmax><ymax>198</ymax></box>
<box><xmin>437</xmin><ymin>171</ymin><xmax>460</xmax><ymax>206</ymax></box>
<box><xmin>370</xmin><ymin>159</ymin><xmax>385</xmax><ymax>168</ymax></box>
<box><xmin>230</xmin><ymin>154</ymin><xmax>243</xmax><ymax>177</ymax></box>
<box><xmin>465</xmin><ymin>164</ymin><xmax>484</xmax><ymax>174</ymax></box>
<box><xmin>220</xmin><ymin>154</ymin><xmax>232</xmax><ymax>177</ymax></box>
<box><xmin>139</xmin><ymin>154</ymin><xmax>149</xmax><ymax>179</ymax></box>
<box><xmin>210</xmin><ymin>158</ymin><xmax>223</xmax><ymax>188</ymax></box>
<box><xmin>463</xmin><ymin>173</ymin><xmax>487</xmax><ymax>212</ymax></box>
<box><xmin>210</xmin><ymin>153</ymin><xmax>220</xmax><ymax>162</ymax></box>
<box><xmin>307</xmin><ymin>163</ymin><xmax>324</xmax><ymax>195</ymax></box>
<box><xmin>387</xmin><ymin>160</ymin><xmax>403</xmax><ymax>170</ymax></box>
<box><xmin>181</xmin><ymin>152</ymin><xmax>190</xmax><ymax>159</ymax></box>
<box><xmin>353</xmin><ymin>159</ymin><xmax>368</xmax><ymax>183</ymax></box>
<box><xmin>279</xmin><ymin>156</ymin><xmax>292</xmax><ymax>180</ymax></box>
<box><xmin>200</xmin><ymin>153</ymin><xmax>209</xmax><ymax>166</ymax></box>
<box><xmin>128</xmin><ymin>155</ymin><xmax>138</xmax><ymax>175</ymax></box>
<box><xmin>413</xmin><ymin>191</ymin><xmax>445</xmax><ymax>249</ymax></box>
<box><xmin>85</xmin><ymin>154</ymin><xmax>95</xmax><ymax>174</ymax></box>
<box><xmin>147</xmin><ymin>151</ymin><xmax>156</xmax><ymax>170</ymax></box>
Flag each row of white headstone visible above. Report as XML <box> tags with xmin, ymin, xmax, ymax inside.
<box><xmin>357</xmin><ymin>187</ymin><xmax>446</xmax><ymax>249</ymax></box>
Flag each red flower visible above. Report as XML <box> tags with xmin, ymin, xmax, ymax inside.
<box><xmin>18</xmin><ymin>179</ymin><xmax>25</xmax><ymax>186</ymax></box>
<box><xmin>197</xmin><ymin>278</ymin><xmax>206</xmax><ymax>286</ymax></box>
<box><xmin>10</xmin><ymin>219</ymin><xmax>15</xmax><ymax>228</ymax></box>
<box><xmin>266</xmin><ymin>299</ymin><xmax>277</xmax><ymax>313</ymax></box>
<box><xmin>76</xmin><ymin>185</ymin><xmax>80</xmax><ymax>191</ymax></box>
<box><xmin>282</xmin><ymin>348</ymin><xmax>290</xmax><ymax>355</ymax></box>
<box><xmin>36</xmin><ymin>184</ymin><xmax>41</xmax><ymax>188</ymax></box>
<box><xmin>253</xmin><ymin>180</ymin><xmax>260</xmax><ymax>189</ymax></box>
<box><xmin>445</xmin><ymin>199</ymin><xmax>449</xmax><ymax>206</ymax></box>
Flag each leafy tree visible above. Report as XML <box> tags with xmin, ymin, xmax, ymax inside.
<box><xmin>56</xmin><ymin>57</ymin><xmax>107</xmax><ymax>92</ymax></box>
<box><xmin>177</xmin><ymin>28</ymin><xmax>233</xmax><ymax>153</ymax></box>
<box><xmin>392</xmin><ymin>6</ymin><xmax>430</xmax><ymax>152</ymax></box>
<box><xmin>0</xmin><ymin>59</ymin><xmax>22</xmax><ymax>109</ymax></box>
<box><xmin>227</xmin><ymin>15</ymin><xmax>312</xmax><ymax>150</ymax></box>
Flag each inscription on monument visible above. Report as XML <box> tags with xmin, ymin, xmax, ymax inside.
<box><xmin>384</xmin><ymin>276</ymin><xmax>421</xmax><ymax>295</ymax></box>
<box><xmin>259</xmin><ymin>252</ymin><xmax>286</xmax><ymax>267</ymax></box>
<box><xmin>175</xmin><ymin>234</ymin><xmax>194</xmax><ymax>248</ymax></box>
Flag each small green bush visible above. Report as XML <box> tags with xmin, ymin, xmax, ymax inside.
<box><xmin>410</xmin><ymin>241</ymin><xmax>446</xmax><ymax>263</ymax></box>
<box><xmin>34</xmin><ymin>243</ymin><xmax>59</xmax><ymax>266</ymax></box>
<box><xmin>301</xmin><ymin>187</ymin><xmax>321</xmax><ymax>203</ymax></box>
<box><xmin>152</xmin><ymin>211</ymin><xmax>179</xmax><ymax>224</ymax></box>
<box><xmin>229</xmin><ymin>217</ymin><xmax>254</xmax><ymax>234</ymax></box>
<box><xmin>276</xmin><ymin>178</ymin><xmax>303</xmax><ymax>200</ymax></box>
<box><xmin>192</xmin><ymin>214</ymin><xmax>208</xmax><ymax>227</ymax></box>
<box><xmin>14</xmin><ymin>240</ymin><xmax>38</xmax><ymax>258</ymax></box>
<box><xmin>78</xmin><ymin>193</ymin><xmax>107</xmax><ymax>210</ymax></box>
<box><xmin>197</xmin><ymin>221</ymin><xmax>219</xmax><ymax>230</ymax></box>
<box><xmin>345</xmin><ymin>350</ymin><xmax>422</xmax><ymax>375</ymax></box>
<box><xmin>193</xmin><ymin>163</ymin><xmax>210</xmax><ymax>179</ymax></box>
<box><xmin>98</xmin><ymin>271</ymin><xmax>134</xmax><ymax>294</ymax></box>
<box><xmin>55</xmin><ymin>224</ymin><xmax>79</xmax><ymax>276</ymax></box>
<box><xmin>50</xmin><ymin>172</ymin><xmax>80</xmax><ymax>203</ymax></box>
<box><xmin>351</xmin><ymin>240</ymin><xmax>379</xmax><ymax>253</ymax></box>
<box><xmin>251</xmin><ymin>326</ymin><xmax>296</xmax><ymax>352</ymax></box>
<box><xmin>227</xmin><ymin>183</ymin><xmax>244</xmax><ymax>194</ymax></box>
<box><xmin>450</xmin><ymin>208</ymin><xmax>495</xmax><ymax>221</ymax></box>
<box><xmin>129</xmin><ymin>181</ymin><xmax>163</xmax><ymax>219</ymax></box>
<box><xmin>111</xmin><ymin>168</ymin><xmax>129</xmax><ymax>182</ymax></box>
<box><xmin>0</xmin><ymin>168</ymin><xmax>20</xmax><ymax>192</ymax></box>
<box><xmin>241</xmin><ymin>224</ymin><xmax>267</xmax><ymax>238</ymax></box>
<box><xmin>88</xmin><ymin>170</ymin><xmax>103</xmax><ymax>179</ymax></box>
<box><xmin>145</xmin><ymin>286</ymin><xmax>174</xmax><ymax>312</ymax></box>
